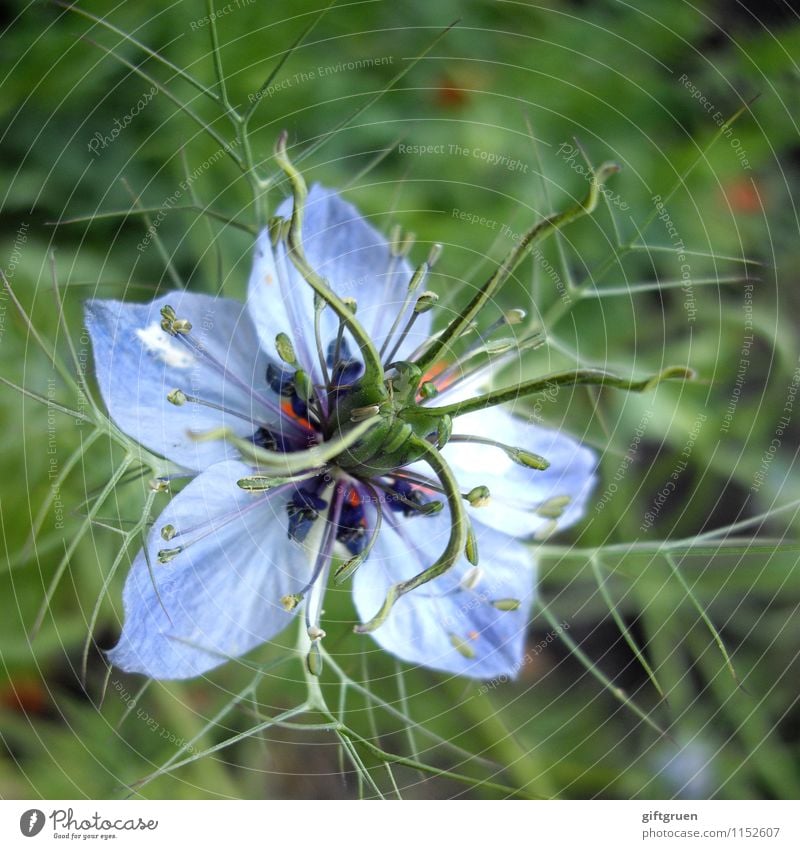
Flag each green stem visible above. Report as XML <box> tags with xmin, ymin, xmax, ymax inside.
<box><xmin>206</xmin><ymin>0</ymin><xmax>232</xmax><ymax>113</ymax></box>
<box><xmin>337</xmin><ymin>724</ymin><xmax>531</xmax><ymax>798</ymax></box>
<box><xmin>129</xmin><ymin>702</ymin><xmax>310</xmax><ymax>794</ymax></box>
<box><xmin>535</xmin><ymin>598</ymin><xmax>669</xmax><ymax>739</ymax></box>
<box><xmin>297</xmin><ymin>615</ymin><xmax>326</xmax><ymax>710</ymax></box>
<box><xmin>590</xmin><ymin>555</ymin><xmax>665</xmax><ymax>699</ymax></box>
<box><xmin>81</xmin><ymin>486</ymin><xmax>159</xmax><ymax>682</ymax></box>
<box><xmin>243</xmin><ymin>1</ymin><xmax>334</xmax><ymax>124</ymax></box>
<box><xmin>54</xmin><ymin>1</ymin><xmax>222</xmax><ymax>107</ymax></box>
<box><xmin>422</xmin><ymin>365</ymin><xmax>694</xmax><ymax>419</ymax></box>
<box><xmin>53</xmin><ymin>205</ymin><xmax>256</xmax><ymax>234</ymax></box>
<box><xmin>0</xmin><ymin>374</ymin><xmax>93</xmax><ymax>424</ymax></box>
<box><xmin>1</xmin><ymin>271</ymin><xmax>88</xmax><ymax>407</ymax></box>
<box><xmin>415</xmin><ymin>162</ymin><xmax>620</xmax><ymax>373</ymax></box>
<box><xmin>457</xmin><ymin>684</ymin><xmax>558</xmax><ymax>797</ymax></box>
<box><xmin>83</xmin><ymin>37</ymin><xmax>244</xmax><ymax>171</ymax></box>
<box><xmin>31</xmin><ymin>455</ymin><xmax>135</xmax><ymax>638</ymax></box>
<box><xmin>663</xmin><ymin>551</ymin><xmax>739</xmax><ymax>685</ymax></box>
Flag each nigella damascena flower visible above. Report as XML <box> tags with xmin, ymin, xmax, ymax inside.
<box><xmin>84</xmin><ymin>146</ymin><xmax>605</xmax><ymax>681</ymax></box>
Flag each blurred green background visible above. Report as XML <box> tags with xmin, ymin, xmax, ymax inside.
<box><xmin>2</xmin><ymin>0</ymin><xmax>800</xmax><ymax>799</ymax></box>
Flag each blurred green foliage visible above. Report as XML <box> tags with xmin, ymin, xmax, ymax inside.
<box><xmin>1</xmin><ymin>0</ymin><xmax>800</xmax><ymax>799</ymax></box>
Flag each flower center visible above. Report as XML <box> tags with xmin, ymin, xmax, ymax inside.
<box><xmin>242</xmin><ymin>336</ymin><xmax>441</xmax><ymax>558</ymax></box>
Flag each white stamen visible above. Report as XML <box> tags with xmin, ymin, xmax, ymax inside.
<box><xmin>460</xmin><ymin>565</ymin><xmax>483</xmax><ymax>591</ymax></box>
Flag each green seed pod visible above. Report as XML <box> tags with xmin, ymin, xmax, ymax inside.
<box><xmin>465</xmin><ymin>523</ymin><xmax>479</xmax><ymax>565</ymax></box>
<box><xmin>466</xmin><ymin>485</ymin><xmax>491</xmax><ymax>507</ymax></box>
<box><xmin>509</xmin><ymin>448</ymin><xmax>550</xmax><ymax>471</ymax></box>
<box><xmin>491</xmin><ymin>598</ymin><xmax>521</xmax><ymax>611</ymax></box>
<box><xmin>280</xmin><ymin>593</ymin><xmax>303</xmax><ymax>612</ymax></box>
<box><xmin>536</xmin><ymin>495</ymin><xmax>572</xmax><ymax>519</ymax></box>
<box><xmin>306</xmin><ymin>642</ymin><xmax>323</xmax><ymax>676</ymax></box>
<box><xmin>275</xmin><ymin>332</ymin><xmax>296</xmax><ymax>365</ymax></box>
<box><xmin>436</xmin><ymin>414</ymin><xmax>453</xmax><ymax>449</ymax></box>
<box><xmin>157</xmin><ymin>546</ymin><xmax>183</xmax><ymax>564</ymax></box>
<box><xmin>414</xmin><ymin>291</ymin><xmax>439</xmax><ymax>313</ymax></box>
<box><xmin>427</xmin><ymin>242</ymin><xmax>443</xmax><ymax>267</ymax></box>
<box><xmin>350</xmin><ymin>404</ymin><xmax>381</xmax><ymax>423</ymax></box>
<box><xmin>334</xmin><ymin>554</ymin><xmax>365</xmax><ymax>585</ymax></box>
<box><xmin>237</xmin><ymin>475</ymin><xmax>293</xmax><ymax>492</ymax></box>
<box><xmin>160</xmin><ymin>524</ymin><xmax>177</xmax><ymax>541</ymax></box>
<box><xmin>504</xmin><ymin>308</ymin><xmax>526</xmax><ymax>325</ymax></box>
<box><xmin>449</xmin><ymin>633</ymin><xmax>476</xmax><ymax>659</ymax></box>
<box><xmin>419</xmin><ymin>381</ymin><xmax>439</xmax><ymax>400</ymax></box>
<box><xmin>294</xmin><ymin>369</ymin><xmax>314</xmax><ymax>403</ymax></box>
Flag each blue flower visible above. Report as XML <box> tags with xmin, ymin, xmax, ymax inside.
<box><xmin>85</xmin><ymin>183</ymin><xmax>596</xmax><ymax>681</ymax></box>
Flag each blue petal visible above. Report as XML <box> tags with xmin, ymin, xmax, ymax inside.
<box><xmin>352</xmin><ymin>509</ymin><xmax>536</xmax><ymax>679</ymax></box>
<box><xmin>108</xmin><ymin>460</ymin><xmax>312</xmax><ymax>679</ymax></box>
<box><xmin>247</xmin><ymin>184</ymin><xmax>432</xmax><ymax>380</ymax></box>
<box><xmin>84</xmin><ymin>292</ymin><xmax>280</xmax><ymax>472</ymax></box>
<box><xmin>438</xmin><ymin>406</ymin><xmax>597</xmax><ymax>539</ymax></box>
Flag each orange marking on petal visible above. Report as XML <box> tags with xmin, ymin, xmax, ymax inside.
<box><xmin>280</xmin><ymin>400</ymin><xmax>315</xmax><ymax>433</ymax></box>
<box><xmin>418</xmin><ymin>360</ymin><xmax>458</xmax><ymax>397</ymax></box>
<box><xmin>421</xmin><ymin>361</ymin><xmax>447</xmax><ymax>383</ymax></box>
<box><xmin>468</xmin><ymin>630</ymin><xmax>480</xmax><ymax>641</ymax></box>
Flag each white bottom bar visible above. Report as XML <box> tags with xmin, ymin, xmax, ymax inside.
<box><xmin>1</xmin><ymin>799</ymin><xmax>797</xmax><ymax>847</ymax></box>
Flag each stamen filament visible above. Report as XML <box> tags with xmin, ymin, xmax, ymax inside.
<box><xmin>383</xmin><ymin>311</ymin><xmax>421</xmax><ymax>366</ymax></box>
<box><xmin>303</xmin><ymin>482</ymin><xmax>344</xmax><ymax>631</ymax></box>
<box><xmin>427</xmin><ymin>342</ymin><xmax>522</xmax><ymax>399</ymax></box>
<box><xmin>451</xmin><ymin>308</ymin><xmax>531</xmax><ymax>368</ymax></box>
<box><xmin>448</xmin><ymin>434</ymin><xmax>550</xmax><ymax>470</ymax></box>
<box><xmin>158</xmin><ymin>483</ymin><xmax>295</xmax><ymax>559</ymax></box>
<box><xmin>433</xmin><ymin>332</ymin><xmax>544</xmax><ymax>390</ymax></box>
<box><xmin>378</xmin><ymin>224</ymin><xmax>406</xmax><ymax>310</ymax></box>
<box><xmin>379</xmin><ymin>259</ymin><xmax>429</xmax><ymax>360</ymax></box>
<box><xmin>168</xmin><ymin>390</ymin><xmax>261</xmax><ymax>428</ymax></box>
<box><xmin>169</xmin><ymin>323</ymin><xmax>303</xmax><ymax>434</ymax></box>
